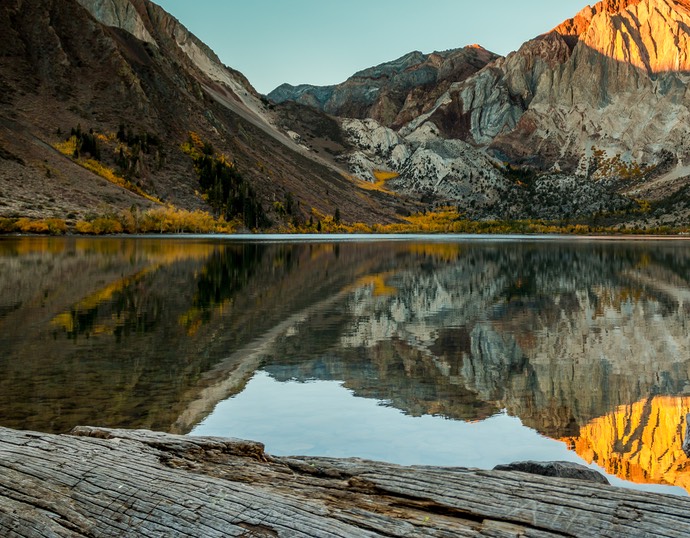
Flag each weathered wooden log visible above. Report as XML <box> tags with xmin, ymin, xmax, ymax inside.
<box><xmin>1</xmin><ymin>426</ymin><xmax>689</xmax><ymax>537</ymax></box>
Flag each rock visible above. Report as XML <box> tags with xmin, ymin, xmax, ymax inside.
<box><xmin>281</xmin><ymin>0</ymin><xmax>690</xmax><ymax>219</ymax></box>
<box><xmin>683</xmin><ymin>413</ymin><xmax>690</xmax><ymax>457</ymax></box>
<box><xmin>494</xmin><ymin>461</ymin><xmax>610</xmax><ymax>485</ymax></box>
<box><xmin>341</xmin><ymin>116</ymin><xmax>510</xmax><ymax>211</ymax></box>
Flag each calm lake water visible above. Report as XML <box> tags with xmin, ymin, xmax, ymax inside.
<box><xmin>2</xmin><ymin>235</ymin><xmax>690</xmax><ymax>495</ymax></box>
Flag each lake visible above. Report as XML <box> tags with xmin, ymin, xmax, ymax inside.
<box><xmin>1</xmin><ymin>235</ymin><xmax>689</xmax><ymax>496</ymax></box>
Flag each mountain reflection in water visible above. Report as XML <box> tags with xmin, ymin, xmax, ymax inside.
<box><xmin>1</xmin><ymin>236</ymin><xmax>690</xmax><ymax>494</ymax></box>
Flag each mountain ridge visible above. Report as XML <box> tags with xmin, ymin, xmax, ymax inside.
<box><xmin>268</xmin><ymin>0</ymin><xmax>690</xmax><ymax>226</ymax></box>
<box><xmin>3</xmin><ymin>0</ymin><xmax>690</xmax><ymax>229</ymax></box>
<box><xmin>0</xmin><ymin>0</ymin><xmax>419</xmax><ymax>230</ymax></box>
<box><xmin>268</xmin><ymin>45</ymin><xmax>499</xmax><ymax>129</ymax></box>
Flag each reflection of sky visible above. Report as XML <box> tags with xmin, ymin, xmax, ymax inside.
<box><xmin>192</xmin><ymin>371</ymin><xmax>687</xmax><ymax>496</ymax></box>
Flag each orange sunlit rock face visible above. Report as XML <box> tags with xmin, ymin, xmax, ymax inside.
<box><xmin>554</xmin><ymin>0</ymin><xmax>690</xmax><ymax>73</ymax></box>
<box><xmin>563</xmin><ymin>397</ymin><xmax>690</xmax><ymax>491</ymax></box>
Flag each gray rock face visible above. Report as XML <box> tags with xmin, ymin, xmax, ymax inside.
<box><xmin>494</xmin><ymin>461</ymin><xmax>610</xmax><ymax>485</ymax></box>
<box><xmin>77</xmin><ymin>0</ymin><xmax>260</xmax><ymax>105</ymax></box>
<box><xmin>341</xmin><ymin>117</ymin><xmax>510</xmax><ymax>213</ymax></box>
<box><xmin>269</xmin><ymin>83</ymin><xmax>336</xmax><ymax>109</ymax></box>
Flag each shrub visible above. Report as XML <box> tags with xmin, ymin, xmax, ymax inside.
<box><xmin>89</xmin><ymin>218</ymin><xmax>123</xmax><ymax>235</ymax></box>
<box><xmin>0</xmin><ymin>218</ymin><xmax>16</xmax><ymax>233</ymax></box>
<box><xmin>15</xmin><ymin>219</ymin><xmax>49</xmax><ymax>234</ymax></box>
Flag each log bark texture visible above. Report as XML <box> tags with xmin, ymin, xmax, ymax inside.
<box><xmin>1</xmin><ymin>426</ymin><xmax>689</xmax><ymax>537</ymax></box>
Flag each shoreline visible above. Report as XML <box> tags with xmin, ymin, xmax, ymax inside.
<box><xmin>3</xmin><ymin>231</ymin><xmax>690</xmax><ymax>241</ymax></box>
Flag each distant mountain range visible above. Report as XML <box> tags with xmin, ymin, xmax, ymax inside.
<box><xmin>3</xmin><ymin>0</ymin><xmax>690</xmax><ymax>230</ymax></box>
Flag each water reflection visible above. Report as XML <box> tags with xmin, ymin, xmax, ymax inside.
<box><xmin>564</xmin><ymin>396</ymin><xmax>690</xmax><ymax>492</ymax></box>
<box><xmin>2</xmin><ymin>236</ymin><xmax>690</xmax><ymax>494</ymax></box>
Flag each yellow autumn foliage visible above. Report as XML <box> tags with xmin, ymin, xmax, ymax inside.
<box><xmin>13</xmin><ymin>218</ymin><xmax>67</xmax><ymax>235</ymax></box>
<box><xmin>372</xmin><ymin>170</ymin><xmax>399</xmax><ymax>181</ymax></box>
<box><xmin>54</xmin><ymin>136</ymin><xmax>79</xmax><ymax>157</ymax></box>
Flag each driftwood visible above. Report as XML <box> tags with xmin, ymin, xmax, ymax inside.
<box><xmin>1</xmin><ymin>426</ymin><xmax>689</xmax><ymax>537</ymax></box>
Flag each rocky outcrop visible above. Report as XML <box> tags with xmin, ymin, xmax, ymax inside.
<box><xmin>415</xmin><ymin>0</ymin><xmax>690</xmax><ymax>172</ymax></box>
<box><xmin>494</xmin><ymin>461</ymin><xmax>610</xmax><ymax>484</ymax></box>
<box><xmin>76</xmin><ymin>0</ymin><xmax>155</xmax><ymax>44</ymax></box>
<box><xmin>341</xmin><ymin>117</ymin><xmax>511</xmax><ymax>212</ymax></box>
<box><xmin>555</xmin><ymin>0</ymin><xmax>690</xmax><ymax>73</ymax></box>
<box><xmin>77</xmin><ymin>0</ymin><xmax>266</xmax><ymax>123</ymax></box>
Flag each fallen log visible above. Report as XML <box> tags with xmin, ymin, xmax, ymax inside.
<box><xmin>0</xmin><ymin>426</ymin><xmax>689</xmax><ymax>537</ymax></box>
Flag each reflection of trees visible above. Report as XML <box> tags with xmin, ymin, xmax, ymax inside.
<box><xmin>0</xmin><ymin>241</ymin><xmax>271</xmax><ymax>433</ymax></box>
<box><xmin>50</xmin><ymin>268</ymin><xmax>162</xmax><ymax>341</ymax></box>
<box><xmin>180</xmin><ymin>244</ymin><xmax>267</xmax><ymax>331</ymax></box>
<box><xmin>0</xmin><ymin>240</ymin><xmax>396</xmax><ymax>434</ymax></box>
<box><xmin>194</xmin><ymin>245</ymin><xmax>266</xmax><ymax>318</ymax></box>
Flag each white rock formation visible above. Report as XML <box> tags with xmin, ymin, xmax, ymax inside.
<box><xmin>342</xmin><ymin>117</ymin><xmax>508</xmax><ymax>208</ymax></box>
<box><xmin>76</xmin><ymin>0</ymin><xmax>155</xmax><ymax>45</ymax></box>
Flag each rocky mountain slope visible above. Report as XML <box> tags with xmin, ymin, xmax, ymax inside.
<box><xmin>272</xmin><ymin>0</ymin><xmax>690</xmax><ymax>224</ymax></box>
<box><xmin>467</xmin><ymin>0</ymin><xmax>690</xmax><ymax>170</ymax></box>
<box><xmin>0</xmin><ymin>0</ymin><xmax>410</xmax><ymax>227</ymax></box>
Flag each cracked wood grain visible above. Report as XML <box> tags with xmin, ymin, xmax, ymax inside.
<box><xmin>1</xmin><ymin>426</ymin><xmax>689</xmax><ymax>537</ymax></box>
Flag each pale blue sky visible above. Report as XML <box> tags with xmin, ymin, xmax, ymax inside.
<box><xmin>155</xmin><ymin>1</ymin><xmax>589</xmax><ymax>94</ymax></box>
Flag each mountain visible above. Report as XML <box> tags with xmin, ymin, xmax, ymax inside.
<box><xmin>272</xmin><ymin>0</ymin><xmax>690</xmax><ymax>225</ymax></box>
<box><xmin>5</xmin><ymin>0</ymin><xmax>690</xmax><ymax>228</ymax></box>
<box><xmin>460</xmin><ymin>0</ymin><xmax>690</xmax><ymax>170</ymax></box>
<box><xmin>268</xmin><ymin>46</ymin><xmax>499</xmax><ymax>129</ymax></box>
<box><xmin>0</xmin><ymin>0</ymin><xmax>410</xmax><ymax>228</ymax></box>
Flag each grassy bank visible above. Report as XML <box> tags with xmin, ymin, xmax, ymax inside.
<box><xmin>0</xmin><ymin>207</ymin><xmax>687</xmax><ymax>236</ymax></box>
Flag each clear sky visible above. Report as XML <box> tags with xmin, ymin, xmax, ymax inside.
<box><xmin>154</xmin><ymin>1</ymin><xmax>590</xmax><ymax>94</ymax></box>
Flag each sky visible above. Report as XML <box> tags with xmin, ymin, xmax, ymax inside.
<box><xmin>155</xmin><ymin>1</ymin><xmax>590</xmax><ymax>95</ymax></box>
